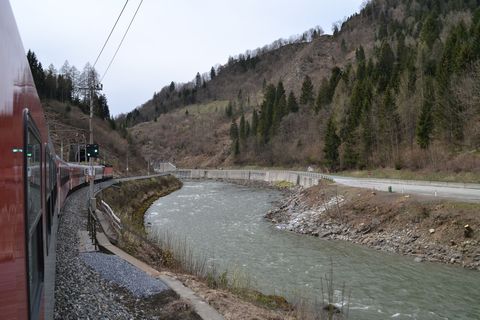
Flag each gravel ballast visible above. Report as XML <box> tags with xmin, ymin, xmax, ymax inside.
<box><xmin>81</xmin><ymin>252</ymin><xmax>170</xmax><ymax>298</ymax></box>
<box><xmin>54</xmin><ymin>182</ymin><xmax>201</xmax><ymax>320</ymax></box>
<box><xmin>54</xmin><ymin>182</ymin><xmax>136</xmax><ymax>319</ymax></box>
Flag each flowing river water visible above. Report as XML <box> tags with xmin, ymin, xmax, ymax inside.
<box><xmin>145</xmin><ymin>180</ymin><xmax>480</xmax><ymax>320</ymax></box>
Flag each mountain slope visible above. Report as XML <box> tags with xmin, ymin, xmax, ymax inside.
<box><xmin>129</xmin><ymin>0</ymin><xmax>480</xmax><ymax>174</ymax></box>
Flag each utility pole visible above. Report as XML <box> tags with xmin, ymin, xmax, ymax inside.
<box><xmin>81</xmin><ymin>72</ymin><xmax>102</xmax><ymax>212</ymax></box>
<box><xmin>89</xmin><ymin>86</ymin><xmax>95</xmax><ymax>211</ymax></box>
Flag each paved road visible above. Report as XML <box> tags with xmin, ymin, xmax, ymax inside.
<box><xmin>166</xmin><ymin>168</ymin><xmax>480</xmax><ymax>203</ymax></box>
<box><xmin>326</xmin><ymin>175</ymin><xmax>480</xmax><ymax>202</ymax></box>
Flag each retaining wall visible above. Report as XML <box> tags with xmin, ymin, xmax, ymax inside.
<box><xmin>174</xmin><ymin>169</ymin><xmax>332</xmax><ymax>188</ymax></box>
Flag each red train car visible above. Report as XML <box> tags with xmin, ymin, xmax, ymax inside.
<box><xmin>0</xmin><ymin>2</ymin><xmax>112</xmax><ymax>319</ymax></box>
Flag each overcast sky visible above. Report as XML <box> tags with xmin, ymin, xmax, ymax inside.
<box><xmin>10</xmin><ymin>0</ymin><xmax>364</xmax><ymax>116</ymax></box>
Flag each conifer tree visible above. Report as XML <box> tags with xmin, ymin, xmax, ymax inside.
<box><xmin>420</xmin><ymin>14</ymin><xmax>440</xmax><ymax>48</ymax></box>
<box><xmin>343</xmin><ymin>140</ymin><xmax>358</xmax><ymax>169</ymax></box>
<box><xmin>210</xmin><ymin>66</ymin><xmax>216</xmax><ymax>79</ymax></box>
<box><xmin>234</xmin><ymin>138</ymin><xmax>240</xmax><ymax>156</ymax></box>
<box><xmin>225</xmin><ymin>101</ymin><xmax>233</xmax><ymax>118</ymax></box>
<box><xmin>230</xmin><ymin>119</ymin><xmax>240</xmax><ymax>154</ymax></box>
<box><xmin>272</xmin><ymin>81</ymin><xmax>287</xmax><ymax>133</ymax></box>
<box><xmin>246</xmin><ymin>120</ymin><xmax>251</xmax><ymax>137</ymax></box>
<box><xmin>287</xmin><ymin>91</ymin><xmax>299</xmax><ymax>113</ymax></box>
<box><xmin>360</xmin><ymin>110</ymin><xmax>373</xmax><ymax>167</ymax></box>
<box><xmin>195</xmin><ymin>72</ymin><xmax>202</xmax><ymax>88</ymax></box>
<box><xmin>259</xmin><ymin>84</ymin><xmax>276</xmax><ymax>143</ymax></box>
<box><xmin>323</xmin><ymin>116</ymin><xmax>341</xmax><ymax>171</ymax></box>
<box><xmin>300</xmin><ymin>75</ymin><xmax>314</xmax><ymax>106</ymax></box>
<box><xmin>27</xmin><ymin>50</ymin><xmax>46</xmax><ymax>98</ymax></box>
<box><xmin>376</xmin><ymin>42</ymin><xmax>395</xmax><ymax>92</ymax></box>
<box><xmin>416</xmin><ymin>80</ymin><xmax>434</xmax><ymax>149</ymax></box>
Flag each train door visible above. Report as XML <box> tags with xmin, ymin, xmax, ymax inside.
<box><xmin>24</xmin><ymin>110</ymin><xmax>45</xmax><ymax>320</ymax></box>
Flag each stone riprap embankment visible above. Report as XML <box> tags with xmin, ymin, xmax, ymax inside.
<box><xmin>265</xmin><ymin>186</ymin><xmax>480</xmax><ymax>270</ymax></box>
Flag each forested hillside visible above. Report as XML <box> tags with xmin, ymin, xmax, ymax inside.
<box><xmin>130</xmin><ymin>0</ymin><xmax>480</xmax><ymax>175</ymax></box>
<box><xmin>27</xmin><ymin>51</ymin><xmax>147</xmax><ymax>174</ymax></box>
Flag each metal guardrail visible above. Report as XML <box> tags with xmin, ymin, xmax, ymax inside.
<box><xmin>100</xmin><ymin>200</ymin><xmax>122</xmax><ymax>231</ymax></box>
<box><xmin>87</xmin><ymin>205</ymin><xmax>98</xmax><ymax>250</ymax></box>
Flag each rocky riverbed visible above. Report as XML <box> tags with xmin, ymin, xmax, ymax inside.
<box><xmin>265</xmin><ymin>182</ymin><xmax>480</xmax><ymax>270</ymax></box>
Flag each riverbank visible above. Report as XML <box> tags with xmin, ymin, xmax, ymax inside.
<box><xmin>98</xmin><ymin>175</ymin><xmax>183</xmax><ymax>233</ymax></box>
<box><xmin>265</xmin><ymin>181</ymin><xmax>480</xmax><ymax>270</ymax></box>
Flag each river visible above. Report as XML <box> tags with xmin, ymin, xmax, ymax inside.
<box><xmin>145</xmin><ymin>180</ymin><xmax>480</xmax><ymax>320</ymax></box>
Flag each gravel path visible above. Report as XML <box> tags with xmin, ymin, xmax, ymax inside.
<box><xmin>81</xmin><ymin>252</ymin><xmax>169</xmax><ymax>298</ymax></box>
<box><xmin>54</xmin><ymin>182</ymin><xmax>136</xmax><ymax>319</ymax></box>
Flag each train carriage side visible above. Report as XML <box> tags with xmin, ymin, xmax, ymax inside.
<box><xmin>1</xmin><ymin>2</ymin><xmax>56</xmax><ymax>319</ymax></box>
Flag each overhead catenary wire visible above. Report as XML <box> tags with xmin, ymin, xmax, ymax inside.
<box><xmin>101</xmin><ymin>0</ymin><xmax>143</xmax><ymax>82</ymax></box>
<box><xmin>92</xmin><ymin>0</ymin><xmax>130</xmax><ymax>69</ymax></box>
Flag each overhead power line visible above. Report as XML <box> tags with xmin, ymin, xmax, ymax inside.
<box><xmin>101</xmin><ymin>0</ymin><xmax>144</xmax><ymax>82</ymax></box>
<box><xmin>92</xmin><ymin>0</ymin><xmax>130</xmax><ymax>69</ymax></box>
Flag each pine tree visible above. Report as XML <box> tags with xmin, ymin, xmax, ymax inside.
<box><xmin>343</xmin><ymin>140</ymin><xmax>358</xmax><ymax>169</ymax></box>
<box><xmin>195</xmin><ymin>72</ymin><xmax>202</xmax><ymax>88</ymax></box>
<box><xmin>287</xmin><ymin>91</ymin><xmax>299</xmax><ymax>113</ymax></box>
<box><xmin>246</xmin><ymin>120</ymin><xmax>251</xmax><ymax>137</ymax></box>
<box><xmin>316</xmin><ymin>67</ymin><xmax>342</xmax><ymax>112</ymax></box>
<box><xmin>225</xmin><ymin>101</ymin><xmax>233</xmax><ymax>118</ymax></box>
<box><xmin>300</xmin><ymin>75</ymin><xmax>314</xmax><ymax>106</ymax></box>
<box><xmin>420</xmin><ymin>14</ymin><xmax>440</xmax><ymax>48</ymax></box>
<box><xmin>234</xmin><ymin>138</ymin><xmax>240</xmax><ymax>156</ymax></box>
<box><xmin>272</xmin><ymin>81</ymin><xmax>287</xmax><ymax>133</ymax></box>
<box><xmin>259</xmin><ymin>84</ymin><xmax>276</xmax><ymax>143</ymax></box>
<box><xmin>416</xmin><ymin>80</ymin><xmax>434</xmax><ymax>149</ymax></box>
<box><xmin>323</xmin><ymin>116</ymin><xmax>341</xmax><ymax>171</ymax></box>
<box><xmin>230</xmin><ymin>119</ymin><xmax>240</xmax><ymax>155</ymax></box>
<box><xmin>210</xmin><ymin>66</ymin><xmax>216</xmax><ymax>79</ymax></box>
<box><xmin>376</xmin><ymin>42</ymin><xmax>395</xmax><ymax>92</ymax></box>
<box><xmin>27</xmin><ymin>50</ymin><xmax>46</xmax><ymax>98</ymax></box>
<box><xmin>359</xmin><ymin>110</ymin><xmax>373</xmax><ymax>167</ymax></box>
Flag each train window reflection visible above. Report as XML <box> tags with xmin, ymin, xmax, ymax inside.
<box><xmin>25</xmin><ymin>126</ymin><xmax>44</xmax><ymax>317</ymax></box>
<box><xmin>27</xmin><ymin>130</ymin><xmax>41</xmax><ymax>229</ymax></box>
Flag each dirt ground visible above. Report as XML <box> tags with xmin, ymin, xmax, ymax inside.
<box><xmin>166</xmin><ymin>272</ymin><xmax>297</xmax><ymax>320</ymax></box>
<box><xmin>266</xmin><ymin>181</ymin><xmax>480</xmax><ymax>269</ymax></box>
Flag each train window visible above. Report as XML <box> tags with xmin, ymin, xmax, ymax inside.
<box><xmin>25</xmin><ymin>115</ymin><xmax>44</xmax><ymax>319</ymax></box>
<box><xmin>26</xmin><ymin>130</ymin><xmax>42</xmax><ymax>229</ymax></box>
<box><xmin>28</xmin><ymin>222</ymin><xmax>44</xmax><ymax>316</ymax></box>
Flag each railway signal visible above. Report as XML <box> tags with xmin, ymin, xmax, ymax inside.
<box><xmin>86</xmin><ymin>144</ymin><xmax>99</xmax><ymax>158</ymax></box>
